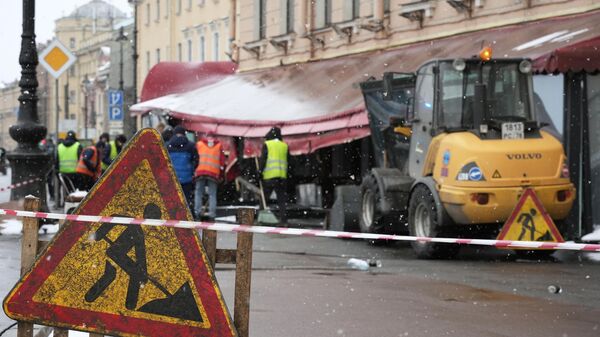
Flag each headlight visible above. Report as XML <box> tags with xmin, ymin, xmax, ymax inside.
<box><xmin>519</xmin><ymin>60</ymin><xmax>532</xmax><ymax>73</ymax></box>
<box><xmin>453</xmin><ymin>58</ymin><xmax>466</xmax><ymax>71</ymax></box>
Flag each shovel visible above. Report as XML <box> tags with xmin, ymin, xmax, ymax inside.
<box><xmin>255</xmin><ymin>158</ymin><xmax>279</xmax><ymax>225</ymax></box>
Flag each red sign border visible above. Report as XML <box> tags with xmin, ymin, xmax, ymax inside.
<box><xmin>3</xmin><ymin>129</ymin><xmax>237</xmax><ymax>337</ymax></box>
<box><xmin>496</xmin><ymin>188</ymin><xmax>564</xmax><ymax>242</ymax></box>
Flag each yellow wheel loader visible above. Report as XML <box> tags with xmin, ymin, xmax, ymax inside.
<box><xmin>358</xmin><ymin>55</ymin><xmax>575</xmax><ymax>259</ymax></box>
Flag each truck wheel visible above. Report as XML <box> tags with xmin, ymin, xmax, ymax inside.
<box><xmin>408</xmin><ymin>185</ymin><xmax>459</xmax><ymax>259</ymax></box>
<box><xmin>359</xmin><ymin>175</ymin><xmax>384</xmax><ymax>233</ymax></box>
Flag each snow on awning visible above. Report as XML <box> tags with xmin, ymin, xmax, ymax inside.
<box><xmin>139</xmin><ymin>61</ymin><xmax>236</xmax><ymax>102</ymax></box>
<box><xmin>131</xmin><ymin>10</ymin><xmax>600</xmax><ymax>157</ymax></box>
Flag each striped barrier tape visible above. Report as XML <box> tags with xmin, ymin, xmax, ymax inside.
<box><xmin>0</xmin><ymin>178</ymin><xmax>42</xmax><ymax>193</ymax></box>
<box><xmin>0</xmin><ymin>208</ymin><xmax>599</xmax><ymax>252</ymax></box>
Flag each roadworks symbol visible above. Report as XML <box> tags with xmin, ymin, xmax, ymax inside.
<box><xmin>492</xmin><ymin>170</ymin><xmax>502</xmax><ymax>179</ymax></box>
<box><xmin>3</xmin><ymin>129</ymin><xmax>236</xmax><ymax>337</ymax></box>
<box><xmin>497</xmin><ymin>189</ymin><xmax>564</xmax><ymax>244</ymax></box>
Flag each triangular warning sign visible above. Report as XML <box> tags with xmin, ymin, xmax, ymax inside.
<box><xmin>497</xmin><ymin>189</ymin><xmax>564</xmax><ymax>245</ymax></box>
<box><xmin>3</xmin><ymin>129</ymin><xmax>237</xmax><ymax>337</ymax></box>
<box><xmin>492</xmin><ymin>170</ymin><xmax>502</xmax><ymax>179</ymax></box>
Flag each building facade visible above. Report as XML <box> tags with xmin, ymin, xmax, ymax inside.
<box><xmin>0</xmin><ymin>83</ymin><xmax>20</xmax><ymax>150</ymax></box>
<box><xmin>135</xmin><ymin>0</ymin><xmax>232</xmax><ymax>97</ymax></box>
<box><xmin>44</xmin><ymin>0</ymin><xmax>129</xmax><ymax>141</ymax></box>
<box><xmin>236</xmin><ymin>0</ymin><xmax>600</xmax><ymax>71</ymax></box>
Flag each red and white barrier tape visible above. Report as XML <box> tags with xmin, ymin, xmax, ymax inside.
<box><xmin>0</xmin><ymin>208</ymin><xmax>599</xmax><ymax>252</ymax></box>
<box><xmin>0</xmin><ymin>178</ymin><xmax>42</xmax><ymax>193</ymax></box>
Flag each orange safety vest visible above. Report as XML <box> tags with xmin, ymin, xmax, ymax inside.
<box><xmin>195</xmin><ymin>141</ymin><xmax>222</xmax><ymax>180</ymax></box>
<box><xmin>76</xmin><ymin>146</ymin><xmax>101</xmax><ymax>179</ymax></box>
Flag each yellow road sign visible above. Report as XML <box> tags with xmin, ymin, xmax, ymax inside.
<box><xmin>39</xmin><ymin>39</ymin><xmax>76</xmax><ymax>78</ymax></box>
<box><xmin>3</xmin><ymin>129</ymin><xmax>237</xmax><ymax>337</ymax></box>
<box><xmin>497</xmin><ymin>189</ymin><xmax>564</xmax><ymax>244</ymax></box>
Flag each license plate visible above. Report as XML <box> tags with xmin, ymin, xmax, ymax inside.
<box><xmin>502</xmin><ymin>122</ymin><xmax>524</xmax><ymax>139</ymax></box>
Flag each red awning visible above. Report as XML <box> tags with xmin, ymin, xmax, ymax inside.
<box><xmin>533</xmin><ymin>35</ymin><xmax>600</xmax><ymax>74</ymax></box>
<box><xmin>140</xmin><ymin>61</ymin><xmax>236</xmax><ymax>102</ymax></box>
<box><xmin>132</xmin><ymin>10</ymin><xmax>600</xmax><ymax>157</ymax></box>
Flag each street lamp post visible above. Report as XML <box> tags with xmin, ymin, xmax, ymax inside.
<box><xmin>125</xmin><ymin>0</ymin><xmax>139</xmax><ymax>139</ymax></box>
<box><xmin>7</xmin><ymin>0</ymin><xmax>51</xmax><ymax>209</ymax></box>
<box><xmin>81</xmin><ymin>75</ymin><xmax>91</xmax><ymax>140</ymax></box>
<box><xmin>116</xmin><ymin>26</ymin><xmax>127</xmax><ymax>91</ymax></box>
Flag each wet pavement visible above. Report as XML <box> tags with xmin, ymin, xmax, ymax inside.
<box><xmin>0</xmin><ymin>188</ymin><xmax>599</xmax><ymax>336</ymax></box>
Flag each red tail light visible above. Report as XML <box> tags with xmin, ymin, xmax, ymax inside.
<box><xmin>557</xmin><ymin>190</ymin><xmax>572</xmax><ymax>202</ymax></box>
<box><xmin>471</xmin><ymin>193</ymin><xmax>489</xmax><ymax>205</ymax></box>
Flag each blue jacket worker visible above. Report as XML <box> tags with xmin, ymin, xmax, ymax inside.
<box><xmin>167</xmin><ymin>125</ymin><xmax>199</xmax><ymax>215</ymax></box>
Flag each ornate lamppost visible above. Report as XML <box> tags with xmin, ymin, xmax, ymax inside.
<box><xmin>8</xmin><ymin>0</ymin><xmax>51</xmax><ymax>209</ymax></box>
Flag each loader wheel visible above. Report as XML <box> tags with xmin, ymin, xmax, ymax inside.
<box><xmin>408</xmin><ymin>185</ymin><xmax>460</xmax><ymax>259</ymax></box>
<box><xmin>359</xmin><ymin>175</ymin><xmax>384</xmax><ymax>234</ymax></box>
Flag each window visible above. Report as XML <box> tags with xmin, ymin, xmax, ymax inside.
<box><xmin>69</xmin><ymin>37</ymin><xmax>76</xmax><ymax>49</ymax></box>
<box><xmin>177</xmin><ymin>0</ymin><xmax>182</xmax><ymax>14</ymax></box>
<box><xmin>69</xmin><ymin>90</ymin><xmax>76</xmax><ymax>104</ymax></box>
<box><xmin>69</xmin><ymin>66</ymin><xmax>75</xmax><ymax>77</ymax></box>
<box><xmin>156</xmin><ymin>0</ymin><xmax>160</xmax><ymax>21</ymax></box>
<box><xmin>146</xmin><ymin>51</ymin><xmax>151</xmax><ymax>73</ymax></box>
<box><xmin>343</xmin><ymin>0</ymin><xmax>360</xmax><ymax>20</ymax></box>
<box><xmin>156</xmin><ymin>48</ymin><xmax>161</xmax><ymax>63</ymax></box>
<box><xmin>281</xmin><ymin>0</ymin><xmax>294</xmax><ymax>33</ymax></box>
<box><xmin>384</xmin><ymin>0</ymin><xmax>390</xmax><ymax>13</ymax></box>
<box><xmin>415</xmin><ymin>64</ymin><xmax>434</xmax><ymax>122</ymax></box>
<box><xmin>146</xmin><ymin>3</ymin><xmax>150</xmax><ymax>24</ymax></box>
<box><xmin>315</xmin><ymin>0</ymin><xmax>331</xmax><ymax>29</ymax></box>
<box><xmin>177</xmin><ymin>43</ymin><xmax>182</xmax><ymax>61</ymax></box>
<box><xmin>437</xmin><ymin>61</ymin><xmax>533</xmax><ymax>129</ymax></box>
<box><xmin>187</xmin><ymin>40</ymin><xmax>193</xmax><ymax>61</ymax></box>
<box><xmin>187</xmin><ymin>0</ymin><xmax>192</xmax><ymax>10</ymax></box>
<box><xmin>213</xmin><ymin>32</ymin><xmax>219</xmax><ymax>61</ymax></box>
<box><xmin>165</xmin><ymin>0</ymin><xmax>170</xmax><ymax>18</ymax></box>
<box><xmin>199</xmin><ymin>36</ymin><xmax>205</xmax><ymax>62</ymax></box>
<box><xmin>254</xmin><ymin>0</ymin><xmax>267</xmax><ymax>40</ymax></box>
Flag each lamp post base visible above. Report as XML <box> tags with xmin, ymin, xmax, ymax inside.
<box><xmin>7</xmin><ymin>150</ymin><xmax>51</xmax><ymax>212</ymax></box>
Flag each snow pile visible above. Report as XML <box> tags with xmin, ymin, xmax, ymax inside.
<box><xmin>69</xmin><ymin>190</ymin><xmax>88</xmax><ymax>198</ymax></box>
<box><xmin>580</xmin><ymin>226</ymin><xmax>600</xmax><ymax>262</ymax></box>
<box><xmin>0</xmin><ymin>219</ymin><xmax>59</xmax><ymax>235</ymax></box>
<box><xmin>581</xmin><ymin>225</ymin><xmax>600</xmax><ymax>241</ymax></box>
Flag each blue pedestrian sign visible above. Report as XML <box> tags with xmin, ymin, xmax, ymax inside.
<box><xmin>107</xmin><ymin>90</ymin><xmax>124</xmax><ymax>121</ymax></box>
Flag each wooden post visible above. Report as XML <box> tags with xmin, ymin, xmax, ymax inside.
<box><xmin>234</xmin><ymin>208</ymin><xmax>254</xmax><ymax>337</ymax></box>
<box><xmin>202</xmin><ymin>229</ymin><xmax>218</xmax><ymax>269</ymax></box>
<box><xmin>17</xmin><ymin>196</ymin><xmax>40</xmax><ymax>337</ymax></box>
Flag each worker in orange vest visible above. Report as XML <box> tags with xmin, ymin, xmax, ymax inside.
<box><xmin>194</xmin><ymin>133</ymin><xmax>225</xmax><ymax>220</ymax></box>
<box><xmin>76</xmin><ymin>141</ymin><xmax>106</xmax><ymax>191</ymax></box>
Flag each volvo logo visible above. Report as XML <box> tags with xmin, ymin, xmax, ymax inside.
<box><xmin>506</xmin><ymin>153</ymin><xmax>542</xmax><ymax>160</ymax></box>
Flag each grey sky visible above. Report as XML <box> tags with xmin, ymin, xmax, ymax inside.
<box><xmin>0</xmin><ymin>0</ymin><xmax>132</xmax><ymax>84</ymax></box>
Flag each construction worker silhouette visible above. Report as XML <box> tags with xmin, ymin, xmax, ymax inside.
<box><xmin>517</xmin><ymin>208</ymin><xmax>537</xmax><ymax>241</ymax></box>
<box><xmin>84</xmin><ymin>204</ymin><xmax>159</xmax><ymax>310</ymax></box>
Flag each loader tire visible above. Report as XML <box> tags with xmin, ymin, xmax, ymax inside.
<box><xmin>408</xmin><ymin>184</ymin><xmax>459</xmax><ymax>259</ymax></box>
<box><xmin>359</xmin><ymin>174</ymin><xmax>385</xmax><ymax>234</ymax></box>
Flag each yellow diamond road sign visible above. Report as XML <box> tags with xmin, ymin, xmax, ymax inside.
<box><xmin>39</xmin><ymin>39</ymin><xmax>76</xmax><ymax>78</ymax></box>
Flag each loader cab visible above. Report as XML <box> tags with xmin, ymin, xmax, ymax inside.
<box><xmin>402</xmin><ymin>58</ymin><xmax>538</xmax><ymax>177</ymax></box>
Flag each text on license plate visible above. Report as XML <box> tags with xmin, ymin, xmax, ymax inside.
<box><xmin>502</xmin><ymin>122</ymin><xmax>524</xmax><ymax>139</ymax></box>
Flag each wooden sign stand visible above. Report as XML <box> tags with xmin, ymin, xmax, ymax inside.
<box><xmin>15</xmin><ymin>196</ymin><xmax>254</xmax><ymax>337</ymax></box>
